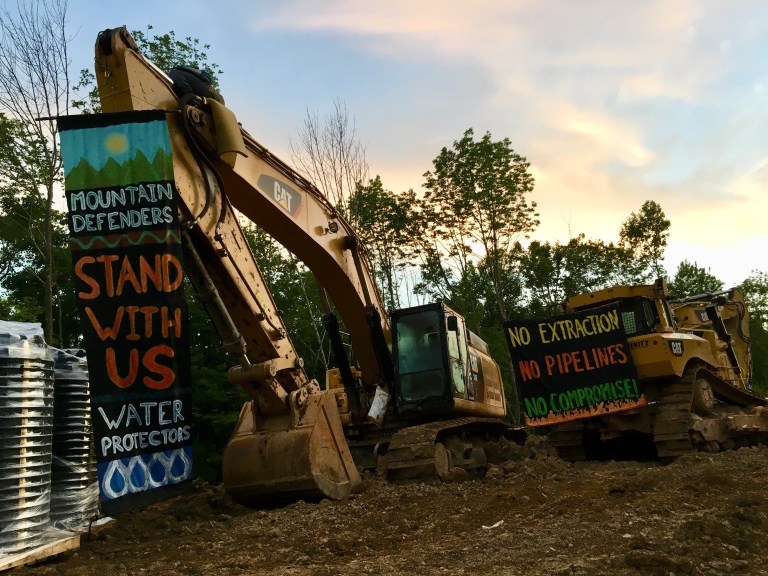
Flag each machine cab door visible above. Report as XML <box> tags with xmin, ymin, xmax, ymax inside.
<box><xmin>392</xmin><ymin>303</ymin><xmax>453</xmax><ymax>414</ymax></box>
<box><xmin>445</xmin><ymin>314</ymin><xmax>467</xmax><ymax>399</ymax></box>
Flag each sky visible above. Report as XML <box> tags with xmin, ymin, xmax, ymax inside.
<box><xmin>60</xmin><ymin>0</ymin><xmax>768</xmax><ymax>287</ymax></box>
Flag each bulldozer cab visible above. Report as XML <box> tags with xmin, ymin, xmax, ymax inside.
<box><xmin>391</xmin><ymin>303</ymin><xmax>456</xmax><ymax>414</ymax></box>
<box><xmin>567</xmin><ymin>279</ymin><xmax>677</xmax><ymax>338</ymax></box>
<box><xmin>616</xmin><ymin>296</ymin><xmax>668</xmax><ymax>336</ymax></box>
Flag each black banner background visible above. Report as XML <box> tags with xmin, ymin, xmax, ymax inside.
<box><xmin>503</xmin><ymin>303</ymin><xmax>645</xmax><ymax>426</ymax></box>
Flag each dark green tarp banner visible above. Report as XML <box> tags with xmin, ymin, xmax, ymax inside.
<box><xmin>502</xmin><ymin>303</ymin><xmax>645</xmax><ymax>426</ymax></box>
<box><xmin>58</xmin><ymin>111</ymin><xmax>193</xmax><ymax>513</ymax></box>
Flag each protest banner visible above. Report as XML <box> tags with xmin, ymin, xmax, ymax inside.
<box><xmin>503</xmin><ymin>304</ymin><xmax>646</xmax><ymax>426</ymax></box>
<box><xmin>58</xmin><ymin>111</ymin><xmax>193</xmax><ymax>512</ymax></box>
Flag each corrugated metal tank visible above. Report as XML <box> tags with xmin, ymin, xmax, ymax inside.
<box><xmin>0</xmin><ymin>327</ymin><xmax>54</xmax><ymax>554</ymax></box>
<box><xmin>50</xmin><ymin>349</ymin><xmax>99</xmax><ymax>530</ymax></box>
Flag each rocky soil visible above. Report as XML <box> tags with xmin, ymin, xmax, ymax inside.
<box><xmin>19</xmin><ymin>441</ymin><xmax>768</xmax><ymax>576</ymax></box>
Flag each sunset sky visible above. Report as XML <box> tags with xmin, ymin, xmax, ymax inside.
<box><xmin>62</xmin><ymin>0</ymin><xmax>768</xmax><ymax>286</ymax></box>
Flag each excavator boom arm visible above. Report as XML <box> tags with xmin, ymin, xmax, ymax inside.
<box><xmin>93</xmin><ymin>26</ymin><xmax>367</xmax><ymax>500</ymax></box>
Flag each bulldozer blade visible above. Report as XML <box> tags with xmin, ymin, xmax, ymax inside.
<box><xmin>222</xmin><ymin>390</ymin><xmax>361</xmax><ymax>503</ymax></box>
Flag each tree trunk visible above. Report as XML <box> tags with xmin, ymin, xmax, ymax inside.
<box><xmin>44</xmin><ymin>181</ymin><xmax>54</xmax><ymax>344</ymax></box>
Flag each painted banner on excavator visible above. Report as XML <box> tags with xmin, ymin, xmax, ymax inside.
<box><xmin>58</xmin><ymin>110</ymin><xmax>193</xmax><ymax>513</ymax></box>
<box><xmin>503</xmin><ymin>303</ymin><xmax>646</xmax><ymax>426</ymax></box>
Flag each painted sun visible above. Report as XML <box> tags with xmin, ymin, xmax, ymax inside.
<box><xmin>104</xmin><ymin>132</ymin><xmax>129</xmax><ymax>154</ymax></box>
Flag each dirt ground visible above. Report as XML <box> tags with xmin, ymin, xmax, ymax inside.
<box><xmin>19</xmin><ymin>440</ymin><xmax>768</xmax><ymax>576</ymax></box>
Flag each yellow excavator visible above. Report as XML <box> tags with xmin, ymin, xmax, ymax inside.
<box><xmin>547</xmin><ymin>278</ymin><xmax>768</xmax><ymax>460</ymax></box>
<box><xmin>91</xmin><ymin>27</ymin><xmax>521</xmax><ymax>502</ymax></box>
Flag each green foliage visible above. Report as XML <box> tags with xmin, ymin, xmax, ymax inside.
<box><xmin>619</xmin><ymin>200</ymin><xmax>671</xmax><ymax>281</ymax></box>
<box><xmin>418</xmin><ymin>128</ymin><xmax>539</xmax><ymax>319</ymax></box>
<box><xmin>0</xmin><ymin>114</ymin><xmax>70</xmax><ymax>343</ymax></box>
<box><xmin>668</xmin><ymin>260</ymin><xmax>724</xmax><ymax>299</ymax></box>
<box><xmin>349</xmin><ymin>176</ymin><xmax>416</xmax><ymax>310</ymax></box>
<box><xmin>519</xmin><ymin>235</ymin><xmax>632</xmax><ymax>316</ymax></box>
<box><xmin>131</xmin><ymin>26</ymin><xmax>223</xmax><ymax>87</ymax></box>
<box><xmin>184</xmin><ymin>283</ymin><xmax>246</xmax><ymax>483</ymax></box>
<box><xmin>740</xmin><ymin>271</ymin><xmax>768</xmax><ymax>395</ymax></box>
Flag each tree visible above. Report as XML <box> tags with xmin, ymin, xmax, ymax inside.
<box><xmin>415</xmin><ymin>129</ymin><xmax>538</xmax><ymax>424</ymax></box>
<box><xmin>420</xmin><ymin>128</ymin><xmax>539</xmax><ymax>320</ymax></box>
<box><xmin>619</xmin><ymin>200</ymin><xmax>671</xmax><ymax>281</ymax></box>
<box><xmin>0</xmin><ymin>0</ymin><xmax>70</xmax><ymax>344</ymax></box>
<box><xmin>348</xmin><ymin>176</ymin><xmax>416</xmax><ymax>309</ymax></box>
<box><xmin>668</xmin><ymin>260</ymin><xmax>724</xmax><ymax>299</ymax></box>
<box><xmin>289</xmin><ymin>99</ymin><xmax>368</xmax><ymax>218</ymax></box>
<box><xmin>519</xmin><ymin>235</ymin><xmax>633</xmax><ymax>316</ymax></box>
<box><xmin>740</xmin><ymin>271</ymin><xmax>768</xmax><ymax>395</ymax></box>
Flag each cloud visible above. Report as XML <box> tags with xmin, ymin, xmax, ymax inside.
<box><xmin>243</xmin><ymin>0</ymin><xmax>768</xmax><ymax>283</ymax></box>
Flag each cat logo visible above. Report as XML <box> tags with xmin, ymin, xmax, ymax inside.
<box><xmin>668</xmin><ymin>340</ymin><xmax>684</xmax><ymax>356</ymax></box>
<box><xmin>256</xmin><ymin>174</ymin><xmax>303</xmax><ymax>218</ymax></box>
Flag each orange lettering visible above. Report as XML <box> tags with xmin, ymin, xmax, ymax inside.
<box><xmin>141</xmin><ymin>306</ymin><xmax>159</xmax><ymax>337</ymax></box>
<box><xmin>96</xmin><ymin>254</ymin><xmax>120</xmax><ymax>297</ymax></box>
<box><xmin>142</xmin><ymin>345</ymin><xmax>175</xmax><ymax>389</ymax></box>
<box><xmin>116</xmin><ymin>255</ymin><xmax>142</xmax><ymax>296</ymax></box>
<box><xmin>74</xmin><ymin>256</ymin><xmax>100</xmax><ymax>299</ymax></box>
<box><xmin>124</xmin><ymin>306</ymin><xmax>141</xmax><ymax>341</ymax></box>
<box><xmin>85</xmin><ymin>306</ymin><xmax>124</xmax><ymax>341</ymax></box>
<box><xmin>162</xmin><ymin>254</ymin><xmax>184</xmax><ymax>292</ymax></box>
<box><xmin>105</xmin><ymin>347</ymin><xmax>138</xmax><ymax>388</ymax></box>
<box><xmin>139</xmin><ymin>254</ymin><xmax>163</xmax><ymax>292</ymax></box>
<box><xmin>161</xmin><ymin>307</ymin><xmax>183</xmax><ymax>338</ymax></box>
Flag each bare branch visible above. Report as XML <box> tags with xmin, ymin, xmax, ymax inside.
<box><xmin>289</xmin><ymin>98</ymin><xmax>368</xmax><ymax>218</ymax></box>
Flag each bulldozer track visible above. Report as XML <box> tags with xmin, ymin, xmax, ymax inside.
<box><xmin>547</xmin><ymin>421</ymin><xmax>586</xmax><ymax>461</ymax></box>
<box><xmin>652</xmin><ymin>365</ymin><xmax>697</xmax><ymax>458</ymax></box>
<box><xmin>384</xmin><ymin>417</ymin><xmax>524</xmax><ymax>482</ymax></box>
<box><xmin>549</xmin><ymin>363</ymin><xmax>768</xmax><ymax>462</ymax></box>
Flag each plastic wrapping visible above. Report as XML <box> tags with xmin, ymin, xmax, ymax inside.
<box><xmin>49</xmin><ymin>349</ymin><xmax>99</xmax><ymax>531</ymax></box>
<box><xmin>0</xmin><ymin>325</ymin><xmax>55</xmax><ymax>555</ymax></box>
<box><xmin>367</xmin><ymin>386</ymin><xmax>391</xmax><ymax>426</ymax></box>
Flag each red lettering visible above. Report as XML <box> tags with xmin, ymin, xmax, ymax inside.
<box><xmin>544</xmin><ymin>355</ymin><xmax>556</xmax><ymax>376</ymax></box>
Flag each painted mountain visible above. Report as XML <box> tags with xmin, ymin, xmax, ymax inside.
<box><xmin>64</xmin><ymin>147</ymin><xmax>173</xmax><ymax>191</ymax></box>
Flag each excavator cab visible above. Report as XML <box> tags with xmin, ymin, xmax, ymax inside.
<box><xmin>392</xmin><ymin>303</ymin><xmax>453</xmax><ymax>413</ymax></box>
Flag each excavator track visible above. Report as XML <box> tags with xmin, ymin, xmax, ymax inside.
<box><xmin>384</xmin><ymin>418</ymin><xmax>525</xmax><ymax>482</ymax></box>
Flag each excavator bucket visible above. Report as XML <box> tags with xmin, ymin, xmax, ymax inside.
<box><xmin>222</xmin><ymin>390</ymin><xmax>361</xmax><ymax>502</ymax></box>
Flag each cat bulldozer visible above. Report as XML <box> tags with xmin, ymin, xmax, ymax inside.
<box><xmin>548</xmin><ymin>278</ymin><xmax>768</xmax><ymax>460</ymax></box>
<box><xmin>89</xmin><ymin>27</ymin><xmax>522</xmax><ymax>502</ymax></box>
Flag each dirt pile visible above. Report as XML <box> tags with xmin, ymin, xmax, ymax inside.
<box><xmin>20</xmin><ymin>443</ymin><xmax>768</xmax><ymax>576</ymax></box>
